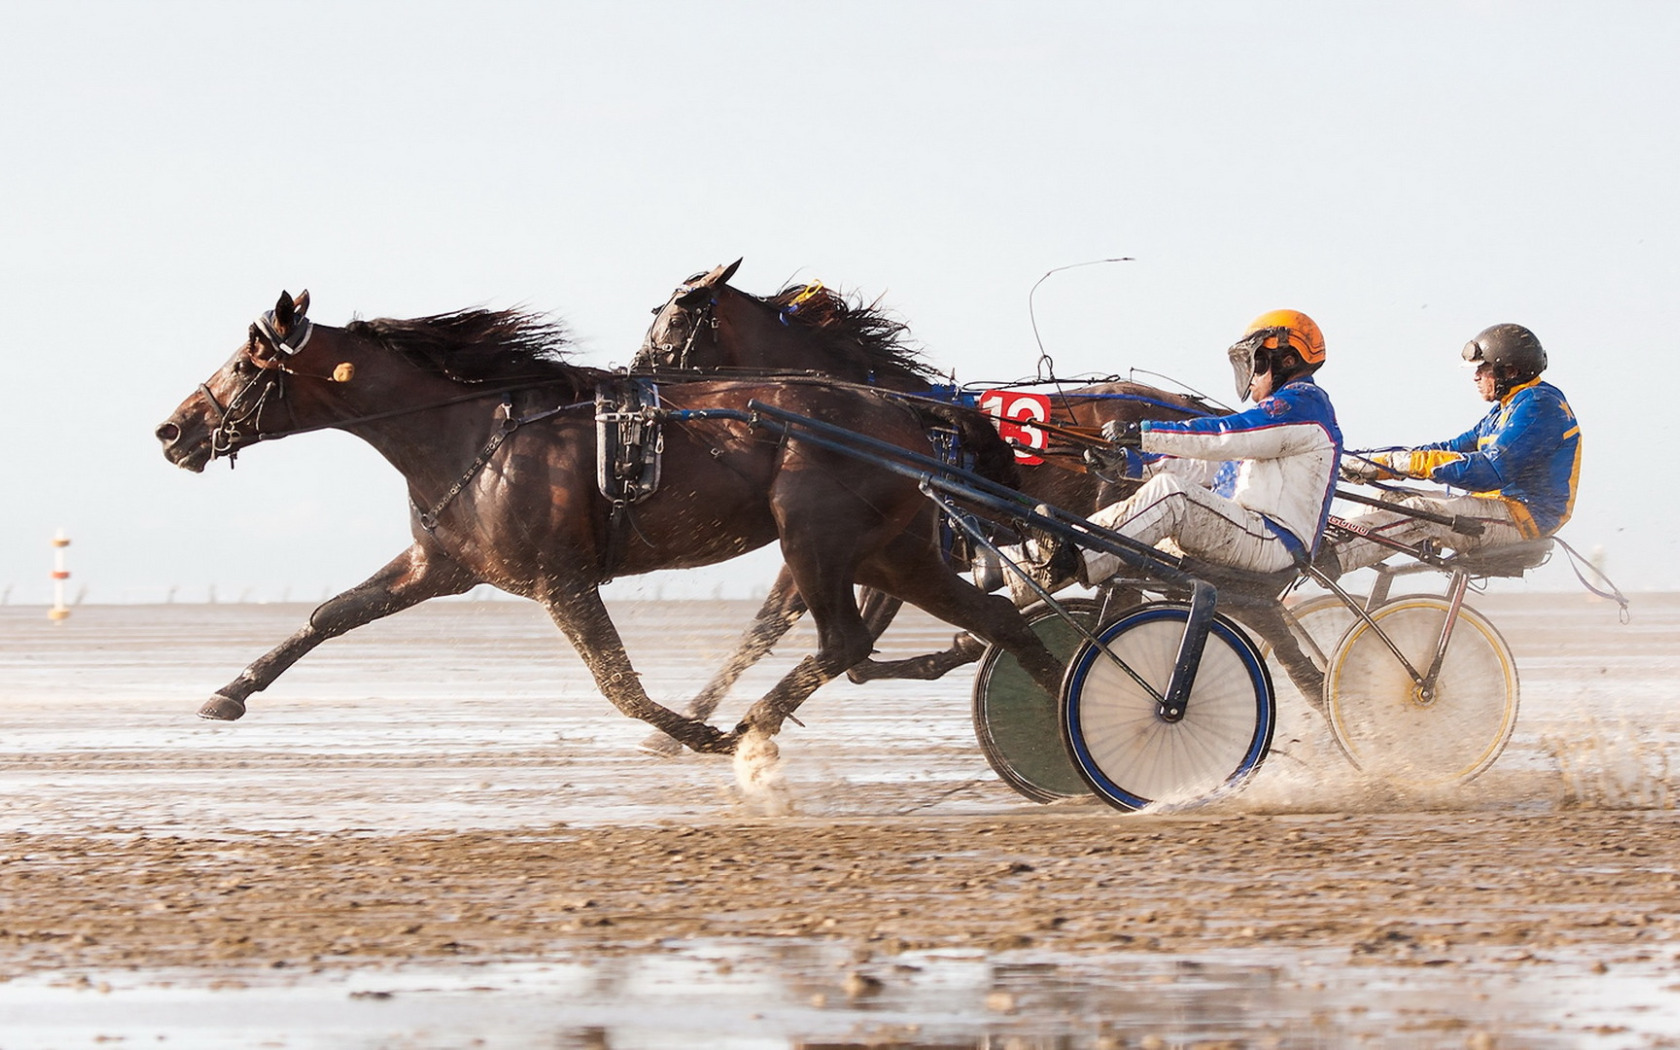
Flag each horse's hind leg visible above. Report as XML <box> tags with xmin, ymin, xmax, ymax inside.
<box><xmin>547</xmin><ymin>583</ymin><xmax>734</xmax><ymax>754</ymax></box>
<box><xmin>845</xmin><ymin>636</ymin><xmax>989</xmax><ymax>683</ymax></box>
<box><xmin>845</xmin><ymin>586</ymin><xmax>988</xmax><ymax>683</ymax></box>
<box><xmin>858</xmin><ymin>533</ymin><xmax>1065</xmax><ymax>697</ymax></box>
<box><xmin>198</xmin><ymin>543</ymin><xmax>479</xmax><ymax>721</ymax></box>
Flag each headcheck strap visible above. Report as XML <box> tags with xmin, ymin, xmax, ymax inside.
<box><xmin>253</xmin><ymin>311</ymin><xmax>315</xmax><ymax>356</ymax></box>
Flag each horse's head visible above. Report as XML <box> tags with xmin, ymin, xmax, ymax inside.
<box><xmin>156</xmin><ymin>289</ymin><xmax>365</xmax><ymax>471</ymax></box>
<box><xmin>159</xmin><ymin>293</ymin><xmax>577</xmax><ymax>473</ymax></box>
<box><xmin>635</xmin><ymin>260</ymin><xmax>932</xmax><ymax>389</ymax></box>
<box><xmin>634</xmin><ymin>258</ymin><xmax>743</xmax><ymax>371</ymax></box>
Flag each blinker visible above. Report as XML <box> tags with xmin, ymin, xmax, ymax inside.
<box><xmin>253</xmin><ymin>310</ymin><xmax>315</xmax><ymax>356</ymax></box>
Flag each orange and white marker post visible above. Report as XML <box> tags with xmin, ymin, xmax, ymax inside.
<box><xmin>48</xmin><ymin>529</ymin><xmax>71</xmax><ymax>622</ymax></box>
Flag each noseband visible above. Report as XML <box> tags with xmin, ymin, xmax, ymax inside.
<box><xmin>636</xmin><ymin>288</ymin><xmax>716</xmax><ymax>371</ymax></box>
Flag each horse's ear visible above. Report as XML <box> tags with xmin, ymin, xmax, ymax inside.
<box><xmin>274</xmin><ymin>291</ymin><xmax>296</xmax><ymax>330</ymax></box>
<box><xmin>293</xmin><ymin>289</ymin><xmax>310</xmax><ymax>319</ymax></box>
<box><xmin>719</xmin><ymin>258</ymin><xmax>742</xmax><ymax>285</ymax></box>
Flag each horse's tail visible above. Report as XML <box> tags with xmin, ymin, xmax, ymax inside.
<box><xmin>907</xmin><ymin>400</ymin><xmax>1021</xmax><ymax>490</ymax></box>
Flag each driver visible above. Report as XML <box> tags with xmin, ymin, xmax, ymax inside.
<box><xmin>1011</xmin><ymin>310</ymin><xmax>1342</xmax><ymax>597</ymax></box>
<box><xmin>1325</xmin><ymin>323</ymin><xmax>1581</xmax><ymax>575</ymax></box>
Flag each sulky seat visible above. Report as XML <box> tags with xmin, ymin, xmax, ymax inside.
<box><xmin>1438</xmin><ymin>538</ymin><xmax>1554</xmax><ymax>579</ymax></box>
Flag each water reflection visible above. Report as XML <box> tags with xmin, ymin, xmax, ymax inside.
<box><xmin>0</xmin><ymin>937</ymin><xmax>1672</xmax><ymax>1048</ymax></box>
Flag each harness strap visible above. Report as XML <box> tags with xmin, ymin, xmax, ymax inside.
<box><xmin>411</xmin><ymin>396</ymin><xmax>583</xmax><ymax>532</ymax></box>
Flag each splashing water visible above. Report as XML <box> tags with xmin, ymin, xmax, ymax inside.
<box><xmin>1545</xmin><ymin>715</ymin><xmax>1673</xmax><ymax>810</ymax></box>
<box><xmin>733</xmin><ymin>728</ymin><xmax>796</xmax><ymax>816</ymax></box>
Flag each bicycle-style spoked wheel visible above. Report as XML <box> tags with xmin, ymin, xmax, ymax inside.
<box><xmin>1325</xmin><ymin>597</ymin><xmax>1519</xmax><ymax>787</ymax></box>
<box><xmin>1061</xmin><ymin>603</ymin><xmax>1275</xmax><ymax>812</ymax></box>
<box><xmin>1275</xmin><ymin>593</ymin><xmax>1364</xmax><ymax>667</ymax></box>
<box><xmin>972</xmin><ymin>598</ymin><xmax>1099</xmax><ymax>803</ymax></box>
<box><xmin>1255</xmin><ymin>592</ymin><xmax>1366</xmax><ymax>702</ymax></box>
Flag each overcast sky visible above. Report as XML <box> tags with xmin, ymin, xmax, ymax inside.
<box><xmin>1</xmin><ymin>0</ymin><xmax>1674</xmax><ymax>605</ymax></box>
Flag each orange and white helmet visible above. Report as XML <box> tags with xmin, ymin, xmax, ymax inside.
<box><xmin>1227</xmin><ymin>309</ymin><xmax>1326</xmax><ymax>400</ymax></box>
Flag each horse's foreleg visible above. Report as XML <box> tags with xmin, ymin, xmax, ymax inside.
<box><xmin>548</xmin><ymin>586</ymin><xmax>735</xmax><ymax>754</ymax></box>
<box><xmin>732</xmin><ymin>550</ymin><xmax>878</xmax><ymax>739</ymax></box>
<box><xmin>638</xmin><ymin>566</ymin><xmax>809</xmax><ymax>756</ymax></box>
<box><xmin>198</xmin><ymin>544</ymin><xmax>478</xmax><ymax>721</ymax></box>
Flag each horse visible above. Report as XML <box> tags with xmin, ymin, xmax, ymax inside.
<box><xmin>154</xmin><ymin>290</ymin><xmax>1068</xmax><ymax>754</ymax></box>
<box><xmin>628</xmin><ymin>261</ymin><xmax>1223</xmax><ymax>747</ymax></box>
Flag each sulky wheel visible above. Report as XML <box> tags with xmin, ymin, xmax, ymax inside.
<box><xmin>1325</xmin><ymin>597</ymin><xmax>1519</xmax><ymax>787</ymax></box>
<box><xmin>1255</xmin><ymin>592</ymin><xmax>1367</xmax><ymax>702</ymax></box>
<box><xmin>1060</xmin><ymin>602</ymin><xmax>1275</xmax><ymax>812</ymax></box>
<box><xmin>971</xmin><ymin>598</ymin><xmax>1100</xmax><ymax>802</ymax></box>
<box><xmin>1274</xmin><ymin>592</ymin><xmax>1365</xmax><ymax>668</ymax></box>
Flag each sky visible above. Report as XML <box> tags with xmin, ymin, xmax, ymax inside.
<box><xmin>1</xmin><ymin>0</ymin><xmax>1675</xmax><ymax>605</ymax></box>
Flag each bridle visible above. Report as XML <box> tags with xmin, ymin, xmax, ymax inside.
<box><xmin>636</xmin><ymin>284</ymin><xmax>717</xmax><ymax>371</ymax></box>
<box><xmin>202</xmin><ymin>310</ymin><xmax>315</xmax><ymax>462</ymax></box>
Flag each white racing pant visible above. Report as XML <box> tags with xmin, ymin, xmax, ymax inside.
<box><xmin>1332</xmin><ymin>491</ymin><xmax>1529</xmax><ymax>573</ymax></box>
<box><xmin>1080</xmin><ymin>472</ymin><xmax>1301</xmax><ymax>583</ymax></box>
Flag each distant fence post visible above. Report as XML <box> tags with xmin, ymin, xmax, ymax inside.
<box><xmin>49</xmin><ymin>529</ymin><xmax>71</xmax><ymax>622</ymax></box>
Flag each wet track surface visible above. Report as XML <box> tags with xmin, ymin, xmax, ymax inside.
<box><xmin>0</xmin><ymin>593</ymin><xmax>1675</xmax><ymax>1047</ymax></box>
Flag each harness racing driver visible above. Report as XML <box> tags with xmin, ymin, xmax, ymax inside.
<box><xmin>1325</xmin><ymin>323</ymin><xmax>1581</xmax><ymax>575</ymax></box>
<box><xmin>1012</xmin><ymin>310</ymin><xmax>1344</xmax><ymax>596</ymax></box>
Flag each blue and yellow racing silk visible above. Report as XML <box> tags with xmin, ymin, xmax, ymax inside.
<box><xmin>1407</xmin><ymin>378</ymin><xmax>1581</xmax><ymax>537</ymax></box>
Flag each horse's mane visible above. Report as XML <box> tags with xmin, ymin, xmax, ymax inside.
<box><xmin>757</xmin><ymin>284</ymin><xmax>941</xmax><ymax>384</ymax></box>
<box><xmin>346</xmin><ymin>308</ymin><xmax>578</xmax><ymax>385</ymax></box>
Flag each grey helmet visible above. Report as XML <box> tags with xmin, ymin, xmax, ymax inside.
<box><xmin>1462</xmin><ymin>324</ymin><xmax>1546</xmax><ymax>386</ymax></box>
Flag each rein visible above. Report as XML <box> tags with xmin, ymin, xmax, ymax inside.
<box><xmin>208</xmin><ymin>370</ymin><xmax>580</xmax><ymax>459</ymax></box>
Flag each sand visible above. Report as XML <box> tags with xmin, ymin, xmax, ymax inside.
<box><xmin>0</xmin><ymin>592</ymin><xmax>1673</xmax><ymax>1047</ymax></box>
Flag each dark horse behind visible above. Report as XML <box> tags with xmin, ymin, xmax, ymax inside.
<box><xmin>628</xmin><ymin>260</ymin><xmax>1225</xmax><ymax>744</ymax></box>
<box><xmin>155</xmin><ymin>291</ymin><xmax>1066</xmax><ymax>754</ymax></box>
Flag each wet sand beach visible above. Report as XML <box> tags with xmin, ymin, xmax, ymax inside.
<box><xmin>0</xmin><ymin>593</ymin><xmax>1674</xmax><ymax>1047</ymax></box>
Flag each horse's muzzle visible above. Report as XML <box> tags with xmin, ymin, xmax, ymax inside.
<box><xmin>156</xmin><ymin>418</ymin><xmax>212</xmax><ymax>473</ymax></box>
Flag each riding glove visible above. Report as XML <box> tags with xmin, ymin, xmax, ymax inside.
<box><xmin>1341</xmin><ymin>450</ymin><xmax>1419</xmax><ymax>483</ymax></box>
<box><xmin>1102</xmin><ymin>419</ymin><xmax>1144</xmax><ymax>448</ymax></box>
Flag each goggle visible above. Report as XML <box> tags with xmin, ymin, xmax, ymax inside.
<box><xmin>1225</xmin><ymin>327</ymin><xmax>1296</xmax><ymax>400</ymax></box>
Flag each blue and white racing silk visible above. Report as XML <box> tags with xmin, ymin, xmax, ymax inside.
<box><xmin>1135</xmin><ymin>376</ymin><xmax>1343</xmax><ymax>555</ymax></box>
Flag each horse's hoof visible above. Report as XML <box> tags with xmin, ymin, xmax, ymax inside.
<box><xmin>687</xmin><ymin>725</ymin><xmax>740</xmax><ymax>755</ymax></box>
<box><xmin>198</xmin><ymin>695</ymin><xmax>246</xmax><ymax>721</ymax></box>
<box><xmin>636</xmin><ymin>731</ymin><xmax>686</xmax><ymax>758</ymax></box>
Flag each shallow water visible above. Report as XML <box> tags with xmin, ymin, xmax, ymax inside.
<box><xmin>1</xmin><ymin>941</ymin><xmax>1674</xmax><ymax>1049</ymax></box>
<box><xmin>0</xmin><ymin>593</ymin><xmax>1674</xmax><ymax>1047</ymax></box>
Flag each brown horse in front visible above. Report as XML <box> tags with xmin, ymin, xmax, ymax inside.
<box><xmin>629</xmin><ymin>261</ymin><xmax>1217</xmax><ymax>742</ymax></box>
<box><xmin>155</xmin><ymin>291</ymin><xmax>1064</xmax><ymax>752</ymax></box>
